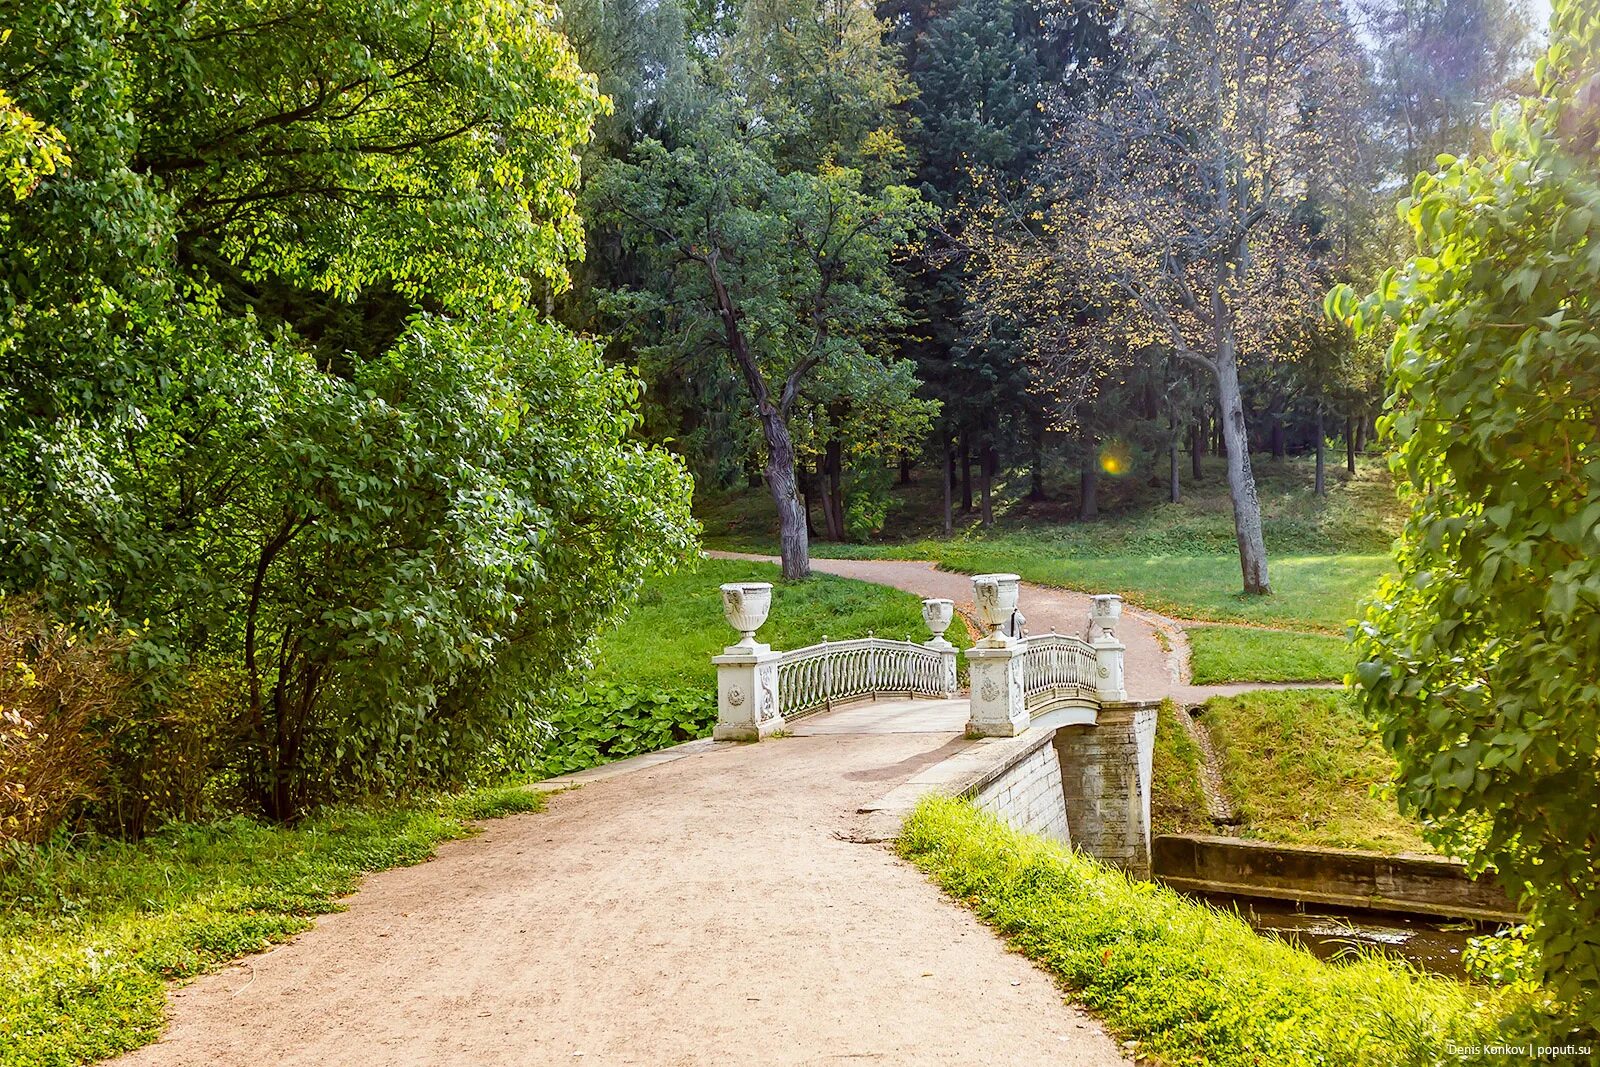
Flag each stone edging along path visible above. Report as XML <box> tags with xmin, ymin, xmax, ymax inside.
<box><xmin>704</xmin><ymin>551</ymin><xmax>1342</xmax><ymax>706</ymax></box>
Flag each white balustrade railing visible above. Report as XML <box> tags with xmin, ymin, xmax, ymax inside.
<box><xmin>778</xmin><ymin>636</ymin><xmax>956</xmax><ymax>719</ymax></box>
<box><xmin>1020</xmin><ymin>631</ymin><xmax>1097</xmax><ymax>711</ymax></box>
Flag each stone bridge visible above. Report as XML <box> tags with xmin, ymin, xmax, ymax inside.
<box><xmin>713</xmin><ymin>574</ymin><xmax>1161</xmax><ymax>875</ymax></box>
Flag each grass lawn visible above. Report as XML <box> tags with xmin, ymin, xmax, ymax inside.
<box><xmin>899</xmin><ymin>797</ymin><xmax>1512</xmax><ymax>1067</ymax></box>
<box><xmin>699</xmin><ymin>456</ymin><xmax>1398</xmax><ymax>632</ymax></box>
<box><xmin>1201</xmin><ymin>690</ymin><xmax>1428</xmax><ymax>854</ymax></box>
<box><xmin>591</xmin><ymin>555</ymin><xmax>970</xmax><ymax>693</ymax></box>
<box><xmin>1186</xmin><ymin>625</ymin><xmax>1352</xmax><ymax>683</ymax></box>
<box><xmin>0</xmin><ymin>786</ymin><xmax>542</xmax><ymax>1067</ymax></box>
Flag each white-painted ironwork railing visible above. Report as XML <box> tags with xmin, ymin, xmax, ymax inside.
<box><xmin>1021</xmin><ymin>632</ymin><xmax>1097</xmax><ymax>711</ymax></box>
<box><xmin>778</xmin><ymin>636</ymin><xmax>954</xmax><ymax>719</ymax></box>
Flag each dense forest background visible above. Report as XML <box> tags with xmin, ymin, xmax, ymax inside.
<box><xmin>561</xmin><ymin>0</ymin><xmax>1534</xmax><ymax>591</ymax></box>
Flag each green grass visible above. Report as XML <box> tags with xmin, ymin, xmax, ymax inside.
<box><xmin>0</xmin><ymin>785</ymin><xmax>542</xmax><ymax>1067</ymax></box>
<box><xmin>589</xmin><ymin>555</ymin><xmax>971</xmax><ymax>692</ymax></box>
<box><xmin>700</xmin><ymin>456</ymin><xmax>1398</xmax><ymax>631</ymax></box>
<box><xmin>1187</xmin><ymin>625</ymin><xmax>1352</xmax><ymax>683</ymax></box>
<box><xmin>898</xmin><ymin>796</ymin><xmax>1517</xmax><ymax>1067</ymax></box>
<box><xmin>1151</xmin><ymin>700</ymin><xmax>1211</xmax><ymax>837</ymax></box>
<box><xmin>1201</xmin><ymin>690</ymin><xmax>1428</xmax><ymax>854</ymax></box>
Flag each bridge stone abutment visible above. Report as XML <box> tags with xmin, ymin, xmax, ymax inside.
<box><xmin>1053</xmin><ymin>702</ymin><xmax>1159</xmax><ymax>878</ymax></box>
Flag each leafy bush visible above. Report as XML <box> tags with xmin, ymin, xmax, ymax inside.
<box><xmin>1333</xmin><ymin>0</ymin><xmax>1600</xmax><ymax>1025</ymax></box>
<box><xmin>531</xmin><ymin>685</ymin><xmax>717</xmax><ymax>777</ymax></box>
<box><xmin>0</xmin><ymin>601</ymin><xmax>131</xmax><ymax>844</ymax></box>
<box><xmin>899</xmin><ymin>796</ymin><xmax>1520</xmax><ymax>1066</ymax></box>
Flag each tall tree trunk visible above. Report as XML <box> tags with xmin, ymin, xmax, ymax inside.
<box><xmin>1314</xmin><ymin>407</ymin><xmax>1327</xmax><ymax>497</ymax></box>
<box><xmin>760</xmin><ymin>408</ymin><xmax>811</xmax><ymax>579</ymax></box>
<box><xmin>820</xmin><ymin>439</ymin><xmax>845</xmax><ymax>541</ymax></box>
<box><xmin>1079</xmin><ymin>438</ymin><xmax>1099</xmax><ymax>520</ymax></box>
<box><xmin>899</xmin><ymin>454</ymin><xmax>912</xmax><ymax>485</ymax></box>
<box><xmin>1214</xmin><ymin>418</ymin><xmax>1225</xmax><ymax>457</ymax></box>
<box><xmin>705</xmin><ymin>254</ymin><xmax>809</xmax><ymax>578</ymax></box>
<box><xmin>801</xmin><ymin>463</ymin><xmax>818</xmax><ymax>537</ymax></box>
<box><xmin>1354</xmin><ymin>417</ymin><xmax>1367</xmax><ymax>456</ymax></box>
<box><xmin>979</xmin><ymin>443</ymin><xmax>995</xmax><ymax>527</ymax></box>
<box><xmin>1169</xmin><ymin>420</ymin><xmax>1182</xmax><ymax>504</ymax></box>
<box><xmin>1215</xmin><ymin>352</ymin><xmax>1271</xmax><ymax>594</ymax></box>
<box><xmin>1190</xmin><ymin>420</ymin><xmax>1205</xmax><ymax>481</ymax></box>
<box><xmin>1345</xmin><ymin>416</ymin><xmax>1357</xmax><ymax>474</ymax></box>
<box><xmin>960</xmin><ymin>428</ymin><xmax>973</xmax><ymax>513</ymax></box>
<box><xmin>942</xmin><ymin>435</ymin><xmax>954</xmax><ymax>537</ymax></box>
<box><xmin>1028</xmin><ymin>418</ymin><xmax>1047</xmax><ymax>500</ymax></box>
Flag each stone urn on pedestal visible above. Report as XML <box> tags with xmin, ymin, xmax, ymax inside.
<box><xmin>921</xmin><ymin>598</ymin><xmax>958</xmax><ymax>697</ymax></box>
<box><xmin>971</xmin><ymin>573</ymin><xmax>1021</xmax><ymax>647</ymax></box>
<box><xmin>721</xmin><ymin>581</ymin><xmax>773</xmax><ymax>652</ymax></box>
<box><xmin>713</xmin><ymin>582</ymin><xmax>784</xmax><ymax>741</ymax></box>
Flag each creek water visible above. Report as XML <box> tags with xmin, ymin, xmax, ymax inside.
<box><xmin>1190</xmin><ymin>892</ymin><xmax>1497</xmax><ymax>979</ymax></box>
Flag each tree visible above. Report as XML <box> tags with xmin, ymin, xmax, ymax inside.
<box><xmin>592</xmin><ymin>91</ymin><xmax>933</xmax><ymax>578</ymax></box>
<box><xmin>982</xmin><ymin>0</ymin><xmax>1366</xmax><ymax>593</ymax></box>
<box><xmin>1331</xmin><ymin>0</ymin><xmax>1600</xmax><ymax>1025</ymax></box>
<box><xmin>1361</xmin><ymin>0</ymin><xmax>1534</xmax><ymax>180</ymax></box>
<box><xmin>1</xmin><ymin>0</ymin><xmax>697</xmax><ymax>823</ymax></box>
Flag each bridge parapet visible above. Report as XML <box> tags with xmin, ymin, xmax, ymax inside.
<box><xmin>711</xmin><ymin>582</ymin><xmax>959</xmax><ymax>739</ymax></box>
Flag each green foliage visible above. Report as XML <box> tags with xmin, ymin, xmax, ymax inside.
<box><xmin>0</xmin><ymin>785</ymin><xmax>542</xmax><ymax>1066</ymax></box>
<box><xmin>0</xmin><ymin>0</ymin><xmax>698</xmax><ymax>826</ymax></box>
<box><xmin>1186</xmin><ymin>626</ymin><xmax>1351</xmax><ymax>684</ymax></box>
<box><xmin>531</xmin><ymin>685</ymin><xmax>716</xmax><ymax>777</ymax></box>
<box><xmin>1203</xmin><ymin>691</ymin><xmax>1429</xmax><ymax>854</ymax></box>
<box><xmin>1333</xmin><ymin>0</ymin><xmax>1600</xmax><ymax>1023</ymax></box>
<box><xmin>899</xmin><ymin>796</ymin><xmax>1517</xmax><ymax>1066</ymax></box>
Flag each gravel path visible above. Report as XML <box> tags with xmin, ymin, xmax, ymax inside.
<box><xmin>708</xmin><ymin>551</ymin><xmax>1333</xmax><ymax>706</ymax></box>
<box><xmin>115</xmin><ymin>728</ymin><xmax>1130</xmax><ymax>1067</ymax></box>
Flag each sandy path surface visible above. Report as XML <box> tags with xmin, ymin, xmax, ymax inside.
<box><xmin>710</xmin><ymin>552</ymin><xmax>1337</xmax><ymax>706</ymax></box>
<box><xmin>115</xmin><ymin>729</ymin><xmax>1129</xmax><ymax>1067</ymax></box>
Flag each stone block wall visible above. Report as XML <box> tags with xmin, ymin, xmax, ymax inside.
<box><xmin>972</xmin><ymin>734</ymin><xmax>1071</xmax><ymax>845</ymax></box>
<box><xmin>1053</xmin><ymin>701</ymin><xmax>1159</xmax><ymax>876</ymax></box>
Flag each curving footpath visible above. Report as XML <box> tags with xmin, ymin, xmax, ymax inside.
<box><xmin>115</xmin><ymin>711</ymin><xmax>1131</xmax><ymax>1066</ymax></box>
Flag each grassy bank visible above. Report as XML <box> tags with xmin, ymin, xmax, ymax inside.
<box><xmin>0</xmin><ymin>786</ymin><xmax>542</xmax><ymax>1067</ymax></box>
<box><xmin>1186</xmin><ymin>625</ymin><xmax>1351</xmax><ymax>683</ymax></box>
<box><xmin>1150</xmin><ymin>700</ymin><xmax>1212</xmax><ymax>837</ymax></box>
<box><xmin>1149</xmin><ymin>692</ymin><xmax>1427</xmax><ymax>853</ymax></box>
<box><xmin>1202</xmin><ymin>690</ymin><xmax>1427</xmax><ymax>853</ymax></box>
<box><xmin>899</xmin><ymin>797</ymin><xmax>1512</xmax><ymax>1066</ymax></box>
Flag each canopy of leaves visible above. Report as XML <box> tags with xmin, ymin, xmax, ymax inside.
<box><xmin>0</xmin><ymin>0</ymin><xmax>696</xmax><ymax>823</ymax></box>
<box><xmin>1334</xmin><ymin>0</ymin><xmax>1600</xmax><ymax>1025</ymax></box>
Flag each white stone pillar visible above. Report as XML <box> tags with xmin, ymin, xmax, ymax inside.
<box><xmin>712</xmin><ymin>647</ymin><xmax>784</xmax><ymax>741</ymax></box>
<box><xmin>964</xmin><ymin>642</ymin><xmax>1028</xmax><ymax>737</ymax></box>
<box><xmin>1092</xmin><ymin>630</ymin><xmax>1127</xmax><ymax>702</ymax></box>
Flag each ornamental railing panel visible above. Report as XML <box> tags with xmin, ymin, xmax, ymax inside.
<box><xmin>1020</xmin><ymin>632</ymin><xmax>1097</xmax><ymax>711</ymax></box>
<box><xmin>777</xmin><ymin>636</ymin><xmax>955</xmax><ymax>719</ymax></box>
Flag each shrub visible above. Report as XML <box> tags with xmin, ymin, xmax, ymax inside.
<box><xmin>531</xmin><ymin>685</ymin><xmax>717</xmax><ymax>777</ymax></box>
<box><xmin>0</xmin><ymin>600</ymin><xmax>130</xmax><ymax>844</ymax></box>
<box><xmin>1332</xmin><ymin>0</ymin><xmax>1600</xmax><ymax>1026</ymax></box>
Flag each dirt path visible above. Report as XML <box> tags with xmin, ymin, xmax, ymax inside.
<box><xmin>709</xmin><ymin>551</ymin><xmax>1333</xmax><ymax>706</ymax></box>
<box><xmin>116</xmin><ymin>726</ymin><xmax>1129</xmax><ymax>1067</ymax></box>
